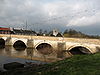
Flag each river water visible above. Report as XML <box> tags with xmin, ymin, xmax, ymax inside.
<box><xmin>0</xmin><ymin>46</ymin><xmax>45</xmax><ymax>71</ymax></box>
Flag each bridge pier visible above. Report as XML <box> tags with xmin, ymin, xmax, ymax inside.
<box><xmin>57</xmin><ymin>42</ymin><xmax>66</xmax><ymax>58</ymax></box>
<box><xmin>27</xmin><ymin>39</ymin><xmax>34</xmax><ymax>48</ymax></box>
<box><xmin>5</xmin><ymin>37</ymin><xmax>13</xmax><ymax>46</ymax></box>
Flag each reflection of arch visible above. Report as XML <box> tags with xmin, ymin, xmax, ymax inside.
<box><xmin>36</xmin><ymin>43</ymin><xmax>53</xmax><ymax>55</ymax></box>
<box><xmin>68</xmin><ymin>45</ymin><xmax>92</xmax><ymax>55</ymax></box>
<box><xmin>13</xmin><ymin>40</ymin><xmax>26</xmax><ymax>51</ymax></box>
<box><xmin>0</xmin><ymin>38</ymin><xmax>5</xmax><ymax>48</ymax></box>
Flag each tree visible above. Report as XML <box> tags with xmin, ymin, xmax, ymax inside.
<box><xmin>63</xmin><ymin>29</ymin><xmax>68</xmax><ymax>34</ymax></box>
<box><xmin>37</xmin><ymin>29</ymin><xmax>43</xmax><ymax>36</ymax></box>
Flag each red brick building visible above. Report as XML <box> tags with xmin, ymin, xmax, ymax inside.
<box><xmin>0</xmin><ymin>27</ymin><xmax>11</xmax><ymax>34</ymax></box>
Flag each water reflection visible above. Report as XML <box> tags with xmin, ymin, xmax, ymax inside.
<box><xmin>0</xmin><ymin>46</ymin><xmax>45</xmax><ymax>71</ymax></box>
<box><xmin>0</xmin><ymin>48</ymin><xmax>5</xmax><ymax>54</ymax></box>
<box><xmin>26</xmin><ymin>48</ymin><xmax>34</xmax><ymax>60</ymax></box>
<box><xmin>0</xmin><ymin>46</ymin><xmax>37</xmax><ymax>59</ymax></box>
<box><xmin>5</xmin><ymin>46</ymin><xmax>12</xmax><ymax>55</ymax></box>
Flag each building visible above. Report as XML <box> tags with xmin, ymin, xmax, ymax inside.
<box><xmin>0</xmin><ymin>27</ymin><xmax>11</xmax><ymax>34</ymax></box>
<box><xmin>13</xmin><ymin>28</ymin><xmax>37</xmax><ymax>35</ymax></box>
<box><xmin>0</xmin><ymin>27</ymin><xmax>37</xmax><ymax>35</ymax></box>
<box><xmin>49</xmin><ymin>29</ymin><xmax>63</xmax><ymax>37</ymax></box>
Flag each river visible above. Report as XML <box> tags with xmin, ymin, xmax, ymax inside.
<box><xmin>0</xmin><ymin>46</ymin><xmax>45</xmax><ymax>71</ymax></box>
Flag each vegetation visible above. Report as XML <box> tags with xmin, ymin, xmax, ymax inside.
<box><xmin>63</xmin><ymin>29</ymin><xmax>100</xmax><ymax>39</ymax></box>
<box><xmin>1</xmin><ymin>53</ymin><xmax>100</xmax><ymax>75</ymax></box>
<box><xmin>36</xmin><ymin>28</ymin><xmax>100</xmax><ymax>39</ymax></box>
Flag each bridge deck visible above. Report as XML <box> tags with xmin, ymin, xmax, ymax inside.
<box><xmin>0</xmin><ymin>34</ymin><xmax>100</xmax><ymax>45</ymax></box>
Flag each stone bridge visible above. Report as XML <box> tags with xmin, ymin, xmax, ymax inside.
<box><xmin>0</xmin><ymin>34</ymin><xmax>100</xmax><ymax>62</ymax></box>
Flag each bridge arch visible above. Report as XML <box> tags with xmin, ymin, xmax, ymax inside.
<box><xmin>13</xmin><ymin>40</ymin><xmax>27</xmax><ymax>50</ymax></box>
<box><xmin>68</xmin><ymin>45</ymin><xmax>92</xmax><ymax>55</ymax></box>
<box><xmin>12</xmin><ymin>38</ymin><xmax>27</xmax><ymax>47</ymax></box>
<box><xmin>35</xmin><ymin>42</ymin><xmax>53</xmax><ymax>55</ymax></box>
<box><xmin>0</xmin><ymin>38</ymin><xmax>5</xmax><ymax>48</ymax></box>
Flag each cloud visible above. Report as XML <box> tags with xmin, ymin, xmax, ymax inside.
<box><xmin>0</xmin><ymin>0</ymin><xmax>100</xmax><ymax>34</ymax></box>
<box><xmin>67</xmin><ymin>12</ymin><xmax>100</xmax><ymax>26</ymax></box>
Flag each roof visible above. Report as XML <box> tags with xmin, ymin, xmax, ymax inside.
<box><xmin>0</xmin><ymin>28</ymin><xmax>10</xmax><ymax>30</ymax></box>
<box><xmin>13</xmin><ymin>29</ymin><xmax>37</xmax><ymax>35</ymax></box>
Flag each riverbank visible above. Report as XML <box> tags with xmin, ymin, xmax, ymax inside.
<box><xmin>0</xmin><ymin>55</ymin><xmax>46</xmax><ymax>71</ymax></box>
<box><xmin>0</xmin><ymin>53</ymin><xmax>100</xmax><ymax>75</ymax></box>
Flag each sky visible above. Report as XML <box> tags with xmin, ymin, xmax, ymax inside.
<box><xmin>0</xmin><ymin>0</ymin><xmax>100</xmax><ymax>35</ymax></box>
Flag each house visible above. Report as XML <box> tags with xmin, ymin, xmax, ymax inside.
<box><xmin>13</xmin><ymin>28</ymin><xmax>37</xmax><ymax>35</ymax></box>
<box><xmin>49</xmin><ymin>29</ymin><xmax>63</xmax><ymax>37</ymax></box>
<box><xmin>0</xmin><ymin>27</ymin><xmax>12</xmax><ymax>34</ymax></box>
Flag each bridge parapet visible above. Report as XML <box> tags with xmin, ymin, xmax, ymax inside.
<box><xmin>64</xmin><ymin>38</ymin><xmax>100</xmax><ymax>45</ymax></box>
<box><xmin>0</xmin><ymin>34</ymin><xmax>100</xmax><ymax>44</ymax></box>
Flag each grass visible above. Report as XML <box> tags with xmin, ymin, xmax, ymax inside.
<box><xmin>1</xmin><ymin>53</ymin><xmax>100</xmax><ymax>75</ymax></box>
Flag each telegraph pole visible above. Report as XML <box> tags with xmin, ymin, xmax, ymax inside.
<box><xmin>26</xmin><ymin>20</ymin><xmax>28</xmax><ymax>30</ymax></box>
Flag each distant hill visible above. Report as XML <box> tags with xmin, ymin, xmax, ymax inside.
<box><xmin>63</xmin><ymin>29</ymin><xmax>100</xmax><ymax>39</ymax></box>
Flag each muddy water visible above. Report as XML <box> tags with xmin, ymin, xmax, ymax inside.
<box><xmin>0</xmin><ymin>46</ymin><xmax>45</xmax><ymax>71</ymax></box>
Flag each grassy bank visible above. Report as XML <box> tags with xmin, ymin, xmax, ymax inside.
<box><xmin>1</xmin><ymin>53</ymin><xmax>100</xmax><ymax>75</ymax></box>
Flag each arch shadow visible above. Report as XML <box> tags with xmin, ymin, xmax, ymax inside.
<box><xmin>0</xmin><ymin>38</ymin><xmax>5</xmax><ymax>49</ymax></box>
<box><xmin>36</xmin><ymin>43</ymin><xmax>53</xmax><ymax>55</ymax></box>
<box><xmin>13</xmin><ymin>40</ymin><xmax>26</xmax><ymax>51</ymax></box>
<box><xmin>69</xmin><ymin>46</ymin><xmax>92</xmax><ymax>55</ymax></box>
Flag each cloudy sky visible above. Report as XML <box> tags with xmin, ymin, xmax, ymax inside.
<box><xmin>0</xmin><ymin>0</ymin><xmax>100</xmax><ymax>35</ymax></box>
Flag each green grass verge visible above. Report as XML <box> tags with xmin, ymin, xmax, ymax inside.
<box><xmin>1</xmin><ymin>53</ymin><xmax>100</xmax><ymax>75</ymax></box>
